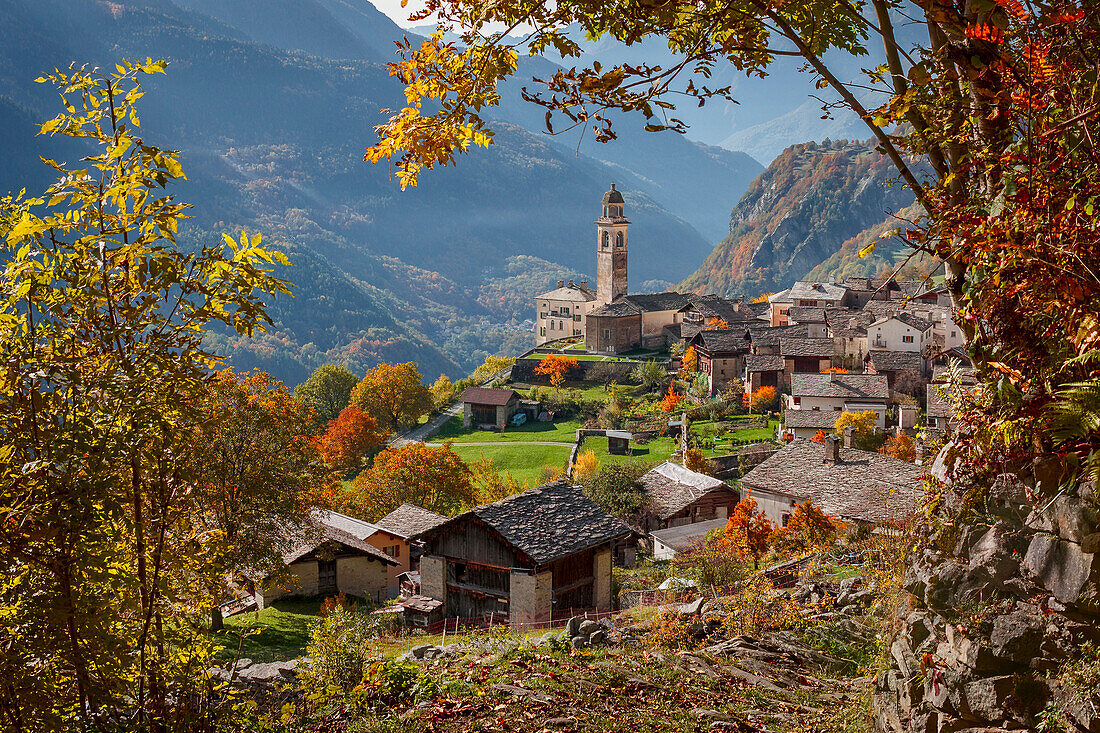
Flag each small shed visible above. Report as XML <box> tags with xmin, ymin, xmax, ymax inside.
<box><xmin>606</xmin><ymin>430</ymin><xmax>632</xmax><ymax>455</ymax></box>
<box><xmin>398</xmin><ymin>570</ymin><xmax>421</xmax><ymax>598</ymax></box>
<box><xmin>460</xmin><ymin>387</ymin><xmax>522</xmax><ymax>429</ymax></box>
<box><xmin>650</xmin><ymin>517</ymin><xmax>729</xmax><ymax>560</ymax></box>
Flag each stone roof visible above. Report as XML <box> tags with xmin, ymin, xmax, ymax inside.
<box><xmin>740</xmin><ymin>440</ymin><xmax>924</xmax><ymax>524</ymax></box>
<box><xmin>780</xmin><ymin>337</ymin><xmax>835</xmax><ymax>358</ymax></box>
<box><xmin>588</xmin><ymin>300</ymin><xmax>643</xmax><ymax>318</ymax></box>
<box><xmin>690</xmin><ymin>328</ymin><xmax>750</xmax><ymax>355</ymax></box>
<box><xmin>768</xmin><ymin>288</ymin><xmax>792</xmax><ymax>303</ymax></box>
<box><xmin>461</xmin><ymin>387</ymin><xmax>520</xmax><ymax>406</ymax></box>
<box><xmin>536</xmin><ymin>284</ymin><xmax>596</xmax><ymax>302</ymax></box>
<box><xmin>420</xmin><ymin>480</ymin><xmax>632</xmax><ymax>565</ymax></box>
<box><xmin>602</xmin><ymin>183</ymin><xmax>624</xmax><ymax>204</ymax></box>
<box><xmin>746</xmin><ymin>354</ymin><xmax>785</xmax><ymax>372</ymax></box>
<box><xmin>688</xmin><ymin>294</ymin><xmax>759</xmax><ymax>323</ymax></box>
<box><xmin>747</xmin><ymin>324</ymin><xmax>807</xmax><ymax>348</ymax></box>
<box><xmin>784</xmin><ymin>410</ymin><xmax>844</xmax><ymax>429</ymax></box>
<box><xmin>376</xmin><ymin>503</ymin><xmax>448</xmax><ymax>539</ymax></box>
<box><xmin>640</xmin><ymin>461</ymin><xmax>734</xmax><ymax>519</ymax></box>
<box><xmin>789</xmin><ymin>281</ymin><xmax>848</xmax><ymax>302</ymax></box>
<box><xmin>885</xmin><ymin>313</ymin><xmax>932</xmax><ymax>331</ymax></box>
<box><xmin>791</xmin><ymin>373</ymin><xmax>889</xmax><ymax>400</ymax></box>
<box><xmin>926</xmin><ymin>383</ymin><xmax>952</xmax><ymax>419</ymax></box>
<box><xmin>787</xmin><ymin>306</ymin><xmax>827</xmax><ymax>323</ymax></box>
<box><xmin>283</xmin><ymin>510</ymin><xmax>400</xmax><ymax>566</ymax></box>
<box><xmin>622</xmin><ymin>292</ymin><xmax>691</xmax><ymax>312</ymax></box>
<box><xmin>866</xmin><ymin>350</ymin><xmax>923</xmax><ymax>373</ymax></box>
<box><xmin>650</xmin><ymin>518</ymin><xmax>729</xmax><ymax>552</ymax></box>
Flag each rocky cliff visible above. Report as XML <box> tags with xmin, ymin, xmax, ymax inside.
<box><xmin>680</xmin><ymin>139</ymin><xmax>915</xmax><ymax>297</ymax></box>
<box><xmin>875</xmin><ymin>451</ymin><xmax>1100</xmax><ymax>732</ymax></box>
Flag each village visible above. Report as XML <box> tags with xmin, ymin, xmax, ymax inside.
<box><xmin>216</xmin><ymin>185</ymin><xmax>966</xmax><ymax>668</ymax></box>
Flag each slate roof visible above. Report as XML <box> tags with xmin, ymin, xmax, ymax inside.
<box><xmin>747</xmin><ymin>324</ymin><xmax>807</xmax><ymax>349</ymax></box>
<box><xmin>746</xmin><ymin>354</ymin><xmax>785</xmax><ymax>372</ymax></box>
<box><xmin>536</xmin><ymin>284</ymin><xmax>596</xmax><ymax>302</ymax></box>
<box><xmin>640</xmin><ymin>461</ymin><xmax>735</xmax><ymax>519</ymax></box>
<box><xmin>740</xmin><ymin>440</ymin><xmax>924</xmax><ymax>524</ymax></box>
<box><xmin>690</xmin><ymin>328</ymin><xmax>750</xmax><ymax>355</ymax></box>
<box><xmin>588</xmin><ymin>300</ymin><xmax>643</xmax><ymax>317</ymax></box>
<box><xmin>784</xmin><ymin>410</ymin><xmax>845</xmax><ymax>429</ymax></box>
<box><xmin>461</xmin><ymin>387</ymin><xmax>520</xmax><ymax>406</ymax></box>
<box><xmin>791</xmin><ymin>373</ymin><xmax>889</xmax><ymax>400</ymax></box>
<box><xmin>787</xmin><ymin>306</ymin><xmax>827</xmax><ymax>324</ymax></box>
<box><xmin>622</xmin><ymin>292</ymin><xmax>691</xmax><ymax>312</ymax></box>
<box><xmin>891</xmin><ymin>313</ymin><xmax>933</xmax><ymax>331</ymax></box>
<box><xmin>418</xmin><ymin>480</ymin><xmax>632</xmax><ymax>565</ymax></box>
<box><xmin>688</xmin><ymin>294</ymin><xmax>759</xmax><ymax>323</ymax></box>
<box><xmin>789</xmin><ymin>281</ymin><xmax>848</xmax><ymax>302</ymax></box>
<box><xmin>282</xmin><ymin>510</ymin><xmax>399</xmax><ymax>566</ymax></box>
<box><xmin>780</xmin><ymin>337</ymin><xmax>835</xmax><ymax>358</ymax></box>
<box><xmin>768</xmin><ymin>288</ymin><xmax>792</xmax><ymax>303</ymax></box>
<box><xmin>926</xmin><ymin>383</ymin><xmax>952</xmax><ymax>419</ymax></box>
<box><xmin>650</xmin><ymin>518</ymin><xmax>729</xmax><ymax>552</ymax></box>
<box><xmin>866</xmin><ymin>350</ymin><xmax>923</xmax><ymax>373</ymax></box>
<box><xmin>376</xmin><ymin>503</ymin><xmax>448</xmax><ymax>539</ymax></box>
<box><xmin>602</xmin><ymin>183</ymin><xmax>624</xmax><ymax>204</ymax></box>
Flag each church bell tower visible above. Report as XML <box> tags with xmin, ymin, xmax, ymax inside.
<box><xmin>596</xmin><ymin>183</ymin><xmax>628</xmax><ymax>304</ymax></box>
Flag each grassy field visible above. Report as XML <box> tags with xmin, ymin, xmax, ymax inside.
<box><xmin>449</xmin><ymin>443</ymin><xmax>573</xmax><ymax>485</ymax></box>
<box><xmin>582</xmin><ymin>434</ymin><xmax>677</xmax><ymax>468</ymax></box>
<box><xmin>215</xmin><ymin>598</ymin><xmax>322</xmax><ymax>662</ymax></box>
<box><xmin>430</xmin><ymin>415</ymin><xmax>583</xmax><ymax>443</ymax></box>
<box><xmin>692</xmin><ymin>418</ymin><xmax>779</xmax><ymax>456</ymax></box>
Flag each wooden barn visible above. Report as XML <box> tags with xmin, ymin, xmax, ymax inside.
<box><xmin>412</xmin><ymin>480</ymin><xmax>632</xmax><ymax>627</ymax></box>
<box><xmin>638</xmin><ymin>461</ymin><xmax>741</xmax><ymax>532</ymax></box>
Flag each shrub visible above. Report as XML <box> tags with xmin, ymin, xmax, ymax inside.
<box><xmin>302</xmin><ymin>600</ymin><xmax>389</xmax><ymax>691</ymax></box>
<box><xmin>716</xmin><ymin>575</ymin><xmax>804</xmax><ymax>638</ymax></box>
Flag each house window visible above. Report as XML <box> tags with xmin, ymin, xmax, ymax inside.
<box><xmin>604</xmin><ymin>329</ymin><xmax>611</xmax><ymax>340</ymax></box>
<box><xmin>903</xmin><ymin>335</ymin><xmax>914</xmax><ymax>343</ymax></box>
<box><xmin>559</xmin><ymin>321</ymin><xmax>564</xmax><ymax>330</ymax></box>
<box><xmin>602</xmin><ymin>231</ymin><xmax>609</xmax><ymax>247</ymax></box>
<box><xmin>616</xmin><ymin>231</ymin><xmax>624</xmax><ymax>247</ymax></box>
<box><xmin>812</xmin><ymin>406</ymin><xmax>820</xmax><ymax>411</ymax></box>
<box><xmin>562</xmin><ymin>307</ymin><xmax>570</xmax><ymax>316</ymax></box>
<box><xmin>793</xmin><ymin>396</ymin><xmax>801</xmax><ymax>406</ymax></box>
<box><xmin>951</xmin><ymin>330</ymin><xmax>957</xmax><ymax>338</ymax></box>
<box><xmin>573</xmin><ymin>315</ymin><xmax>581</xmax><ymax>322</ymax></box>
<box><xmin>834</xmin><ymin>406</ymin><xmax>841</xmax><ymax>410</ymax></box>
<box><xmin>540</xmin><ymin>327</ymin><xmax>545</xmax><ymax>336</ymax></box>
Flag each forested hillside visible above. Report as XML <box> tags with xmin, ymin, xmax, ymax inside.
<box><xmin>0</xmin><ymin>0</ymin><xmax>761</xmax><ymax>383</ymax></box>
<box><xmin>680</xmin><ymin>140</ymin><xmax>916</xmax><ymax>297</ymax></box>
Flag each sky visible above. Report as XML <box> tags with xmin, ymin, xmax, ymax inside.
<box><xmin>370</xmin><ymin>0</ymin><xmax>428</xmax><ymax>28</ymax></box>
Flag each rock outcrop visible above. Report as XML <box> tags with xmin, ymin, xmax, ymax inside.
<box><xmin>874</xmin><ymin>452</ymin><xmax>1100</xmax><ymax>732</ymax></box>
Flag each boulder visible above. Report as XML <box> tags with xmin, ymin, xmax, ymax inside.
<box><xmin>577</xmin><ymin>620</ymin><xmax>599</xmax><ymax>636</ymax></box>
<box><xmin>678</xmin><ymin>597</ymin><xmax>705</xmax><ymax>616</ymax></box>
<box><xmin>236</xmin><ymin>660</ymin><xmax>298</xmax><ymax>685</ymax></box>
<box><xmin>589</xmin><ymin>629</ymin><xmax>606</xmax><ymax>645</ymax></box>
<box><xmin>570</xmin><ymin>636</ymin><xmax>588</xmax><ymax>649</ymax></box>
<box><xmin>564</xmin><ymin>616</ymin><xmax>583</xmax><ymax>637</ymax></box>
<box><xmin>989</xmin><ymin>607</ymin><xmax>1044</xmax><ymax>664</ymax></box>
<box><xmin>1025</xmin><ymin>496</ymin><xmax>1100</xmax><ymax>551</ymax></box>
<box><xmin>1022</xmin><ymin>533</ymin><xmax>1100</xmax><ymax>609</ymax></box>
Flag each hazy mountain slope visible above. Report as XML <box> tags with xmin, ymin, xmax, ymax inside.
<box><xmin>679</xmin><ymin>139</ymin><xmax>916</xmax><ymax>298</ymax></box>
<box><xmin>802</xmin><ymin>202</ymin><xmax>938</xmax><ymax>282</ymax></box>
<box><xmin>0</xmin><ymin>0</ymin><xmax>717</xmax><ymax>384</ymax></box>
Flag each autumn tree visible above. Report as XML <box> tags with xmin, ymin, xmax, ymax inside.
<box><xmin>661</xmin><ymin>383</ymin><xmax>683</xmax><ymax>412</ymax></box>
<box><xmin>681</xmin><ymin>345</ymin><xmax>699</xmax><ymax>375</ymax></box>
<box><xmin>430</xmin><ymin>373</ymin><xmax>458</xmax><ymax>409</ymax></box>
<box><xmin>472</xmin><ymin>354</ymin><xmax>516</xmax><ymax>383</ymax></box>
<box><xmin>770</xmin><ymin>501</ymin><xmax>844</xmax><ymax>556</ymax></box>
<box><xmin>296</xmin><ymin>364</ymin><xmax>359</xmax><ymax>426</ymax></box>
<box><xmin>349</xmin><ymin>442</ymin><xmax>476</xmax><ymax>519</ymax></box>
<box><xmin>811</xmin><ymin>429</ymin><xmax>827</xmax><ymax>443</ymax></box>
<box><xmin>193</xmin><ymin>370</ymin><xmax>330</xmax><ymax>630</ymax></box>
<box><xmin>572</xmin><ymin>449</ymin><xmax>600</xmax><ymax>484</ymax></box>
<box><xmin>834</xmin><ymin>411</ymin><xmax>880</xmax><ymax>450</ymax></box>
<box><xmin>533</xmin><ymin>353</ymin><xmax>580</xmax><ymax>389</ymax></box>
<box><xmin>749</xmin><ymin>385</ymin><xmax>778</xmax><ymax>412</ymax></box>
<box><xmin>722</xmin><ymin>497</ymin><xmax>776</xmax><ymax>569</ymax></box>
<box><xmin>0</xmin><ymin>61</ymin><xmax>292</xmax><ymax>728</ymax></box>
<box><xmin>469</xmin><ymin>457</ymin><xmax>527</xmax><ymax>504</ymax></box>
<box><xmin>880</xmin><ymin>432</ymin><xmax>917</xmax><ymax>463</ymax></box>
<box><xmin>350</xmin><ymin>362</ymin><xmax>432</xmax><ymax>432</ymax></box>
<box><xmin>319</xmin><ymin>406</ymin><xmax>388</xmax><ymax>476</ymax></box>
<box><xmin>684</xmin><ymin>447</ymin><xmax>713</xmax><ymax>476</ymax></box>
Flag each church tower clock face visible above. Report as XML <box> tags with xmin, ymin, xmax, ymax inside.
<box><xmin>596</xmin><ymin>183</ymin><xmax>628</xmax><ymax>304</ymax></box>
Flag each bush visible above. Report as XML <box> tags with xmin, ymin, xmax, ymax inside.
<box><xmin>301</xmin><ymin>599</ymin><xmax>389</xmax><ymax>691</ymax></box>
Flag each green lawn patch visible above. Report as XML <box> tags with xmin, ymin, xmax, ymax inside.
<box><xmin>583</xmin><ymin>435</ymin><xmax>676</xmax><ymax>468</ymax></box>
<box><xmin>214</xmin><ymin>598</ymin><xmax>323</xmax><ymax>663</ymax></box>
<box><xmin>448</xmin><ymin>443</ymin><xmax>573</xmax><ymax>485</ymax></box>
<box><xmin>430</xmin><ymin>415</ymin><xmax>583</xmax><ymax>443</ymax></box>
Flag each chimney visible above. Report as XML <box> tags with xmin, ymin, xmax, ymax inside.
<box><xmin>830</xmin><ymin>370</ymin><xmax>837</xmax><ymax>382</ymax></box>
<box><xmin>579</xmin><ymin>280</ymin><xmax>588</xmax><ymax>289</ymax></box>
<box><xmin>557</xmin><ymin>279</ymin><xmax>565</xmax><ymax>288</ymax></box>
<box><xmin>568</xmin><ymin>279</ymin><xmax>575</xmax><ymax>288</ymax></box>
<box><xmin>823</xmin><ymin>434</ymin><xmax>841</xmax><ymax>463</ymax></box>
<box><xmin>843</xmin><ymin>425</ymin><xmax>855</xmax><ymax>448</ymax></box>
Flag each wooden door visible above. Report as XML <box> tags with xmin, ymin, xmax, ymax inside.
<box><xmin>318</xmin><ymin>559</ymin><xmax>337</xmax><ymax>595</ymax></box>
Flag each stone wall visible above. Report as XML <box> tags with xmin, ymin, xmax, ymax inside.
<box><xmin>593</xmin><ymin>547</ymin><xmax>613</xmax><ymax>611</ymax></box>
<box><xmin>874</xmin><ymin>451</ymin><xmax>1100</xmax><ymax>733</ymax></box>
<box><xmin>337</xmin><ymin>556</ymin><xmax>388</xmax><ymax>601</ymax></box>
<box><xmin>419</xmin><ymin>555</ymin><xmax>447</xmax><ymax>607</ymax></box>
<box><xmin>509</xmin><ymin>358</ymin><xmax>637</xmax><ymax>384</ymax></box>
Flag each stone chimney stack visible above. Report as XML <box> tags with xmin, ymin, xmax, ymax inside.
<box><xmin>580</xmin><ymin>280</ymin><xmax>588</xmax><ymax>289</ymax></box>
<box><xmin>843</xmin><ymin>425</ymin><xmax>855</xmax><ymax>448</ymax></box>
<box><xmin>823</xmin><ymin>434</ymin><xmax>841</xmax><ymax>463</ymax></box>
<box><xmin>557</xmin><ymin>279</ymin><xmax>565</xmax><ymax>288</ymax></box>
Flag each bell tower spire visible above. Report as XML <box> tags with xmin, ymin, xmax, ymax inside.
<box><xmin>596</xmin><ymin>183</ymin><xmax>628</xmax><ymax>304</ymax></box>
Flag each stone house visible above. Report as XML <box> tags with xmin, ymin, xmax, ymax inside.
<box><xmin>460</xmin><ymin>387</ymin><xmax>522</xmax><ymax>429</ymax></box>
<box><xmin>783</xmin><ymin>408</ymin><xmax>843</xmax><ymax>440</ymax></box>
<box><xmin>865</xmin><ymin>349</ymin><xmax>927</xmax><ymax>388</ymax></box>
<box><xmin>585</xmin><ymin>300</ymin><xmax>643</xmax><ymax>353</ymax></box>
<box><xmin>687</xmin><ymin>329</ymin><xmax>749</xmax><ymax>395</ymax></box>
<box><xmin>745</xmin><ymin>353</ymin><xmax>784</xmax><ymax>394</ymax></box>
<box><xmin>638</xmin><ymin>461</ymin><xmax>741</xmax><ymax>532</ymax></box>
<box><xmin>376</xmin><ymin>502</ymin><xmax>449</xmax><ymax>571</ymax></box>
<box><xmin>787</xmin><ymin>372</ymin><xmax>890</xmax><ymax>429</ymax></box>
<box><xmin>534</xmin><ymin>280</ymin><xmax>597</xmax><ymax>345</ymax></box>
<box><xmin>780</xmin><ymin>337</ymin><xmax>836</xmax><ymax>375</ymax></box>
<box><xmin>739</xmin><ymin>437</ymin><xmax>922</xmax><ymax>526</ymax></box>
<box><xmin>413</xmin><ymin>480</ymin><xmax>632</xmax><ymax>627</ymax></box>
<box><xmin>867</xmin><ymin>313</ymin><xmax>933</xmax><ymax>352</ymax></box>
<box><xmin>260</xmin><ymin>510</ymin><xmax>400</xmax><ymax>607</ymax></box>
